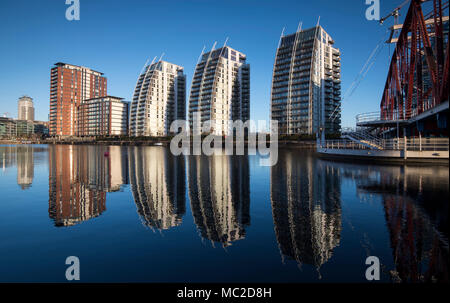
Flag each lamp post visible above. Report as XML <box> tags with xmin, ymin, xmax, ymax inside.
<box><xmin>320</xmin><ymin>126</ymin><xmax>324</xmax><ymax>146</ymax></box>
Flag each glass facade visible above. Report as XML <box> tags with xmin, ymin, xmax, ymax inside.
<box><xmin>271</xmin><ymin>26</ymin><xmax>341</xmax><ymax>135</ymax></box>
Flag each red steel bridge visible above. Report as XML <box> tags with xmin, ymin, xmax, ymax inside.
<box><xmin>357</xmin><ymin>0</ymin><xmax>449</xmax><ymax>138</ymax></box>
<box><xmin>319</xmin><ymin>0</ymin><xmax>448</xmax><ymax>160</ymax></box>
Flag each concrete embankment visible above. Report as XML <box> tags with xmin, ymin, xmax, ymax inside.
<box><xmin>1</xmin><ymin>139</ymin><xmax>317</xmax><ymax>148</ymax></box>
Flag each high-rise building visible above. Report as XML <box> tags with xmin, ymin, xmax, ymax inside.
<box><xmin>18</xmin><ymin>96</ymin><xmax>34</xmax><ymax>121</ymax></box>
<box><xmin>77</xmin><ymin>96</ymin><xmax>129</xmax><ymax>136</ymax></box>
<box><xmin>188</xmin><ymin>45</ymin><xmax>250</xmax><ymax>136</ymax></box>
<box><xmin>49</xmin><ymin>62</ymin><xmax>107</xmax><ymax>136</ymax></box>
<box><xmin>271</xmin><ymin>26</ymin><xmax>341</xmax><ymax>135</ymax></box>
<box><xmin>130</xmin><ymin>60</ymin><xmax>186</xmax><ymax>136</ymax></box>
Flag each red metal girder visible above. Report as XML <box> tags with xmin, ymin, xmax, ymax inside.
<box><xmin>416</xmin><ymin>0</ymin><xmax>440</xmax><ymax>104</ymax></box>
<box><xmin>441</xmin><ymin>40</ymin><xmax>450</xmax><ymax>101</ymax></box>
<box><xmin>380</xmin><ymin>0</ymin><xmax>448</xmax><ymax>122</ymax></box>
<box><xmin>406</xmin><ymin>15</ymin><xmax>418</xmax><ymax>119</ymax></box>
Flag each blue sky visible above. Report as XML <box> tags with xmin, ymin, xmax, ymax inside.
<box><xmin>0</xmin><ymin>0</ymin><xmax>408</xmax><ymax>126</ymax></box>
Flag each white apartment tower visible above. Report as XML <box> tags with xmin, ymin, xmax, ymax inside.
<box><xmin>271</xmin><ymin>26</ymin><xmax>341</xmax><ymax>135</ymax></box>
<box><xmin>188</xmin><ymin>45</ymin><xmax>250</xmax><ymax>136</ymax></box>
<box><xmin>130</xmin><ymin>60</ymin><xmax>186</xmax><ymax>136</ymax></box>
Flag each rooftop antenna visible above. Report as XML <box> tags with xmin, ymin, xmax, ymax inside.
<box><xmin>223</xmin><ymin>37</ymin><xmax>229</xmax><ymax>48</ymax></box>
<box><xmin>277</xmin><ymin>27</ymin><xmax>285</xmax><ymax>48</ymax></box>
<box><xmin>158</xmin><ymin>52</ymin><xmax>165</xmax><ymax>62</ymax></box>
<box><xmin>210</xmin><ymin>41</ymin><xmax>217</xmax><ymax>52</ymax></box>
<box><xmin>316</xmin><ymin>16</ymin><xmax>321</xmax><ymax>26</ymax></box>
<box><xmin>196</xmin><ymin>46</ymin><xmax>206</xmax><ymax>65</ymax></box>
<box><xmin>139</xmin><ymin>58</ymin><xmax>150</xmax><ymax>74</ymax></box>
<box><xmin>297</xmin><ymin>21</ymin><xmax>303</xmax><ymax>32</ymax></box>
<box><xmin>150</xmin><ymin>56</ymin><xmax>157</xmax><ymax>66</ymax></box>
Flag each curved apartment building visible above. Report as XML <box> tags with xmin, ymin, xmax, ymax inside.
<box><xmin>271</xmin><ymin>26</ymin><xmax>341</xmax><ymax>135</ymax></box>
<box><xmin>188</xmin><ymin>46</ymin><xmax>250</xmax><ymax>136</ymax></box>
<box><xmin>130</xmin><ymin>60</ymin><xmax>186</xmax><ymax>136</ymax></box>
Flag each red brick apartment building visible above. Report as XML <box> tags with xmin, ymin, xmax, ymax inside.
<box><xmin>49</xmin><ymin>62</ymin><xmax>107</xmax><ymax>136</ymax></box>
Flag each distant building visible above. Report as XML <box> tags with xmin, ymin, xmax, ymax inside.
<box><xmin>18</xmin><ymin>96</ymin><xmax>35</xmax><ymax>121</ymax></box>
<box><xmin>188</xmin><ymin>46</ymin><xmax>250</xmax><ymax>136</ymax></box>
<box><xmin>33</xmin><ymin>121</ymin><xmax>49</xmax><ymax>135</ymax></box>
<box><xmin>77</xmin><ymin>96</ymin><xmax>129</xmax><ymax>136</ymax></box>
<box><xmin>0</xmin><ymin>117</ymin><xmax>16</xmax><ymax>137</ymax></box>
<box><xmin>271</xmin><ymin>25</ymin><xmax>341</xmax><ymax>135</ymax></box>
<box><xmin>15</xmin><ymin>120</ymin><xmax>34</xmax><ymax>136</ymax></box>
<box><xmin>130</xmin><ymin>60</ymin><xmax>186</xmax><ymax>136</ymax></box>
<box><xmin>0</xmin><ymin>117</ymin><xmax>49</xmax><ymax>138</ymax></box>
<box><xmin>49</xmin><ymin>62</ymin><xmax>107</xmax><ymax>136</ymax></box>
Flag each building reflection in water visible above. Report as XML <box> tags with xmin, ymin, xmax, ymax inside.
<box><xmin>0</xmin><ymin>145</ymin><xmax>17</xmax><ymax>172</ymax></box>
<box><xmin>0</xmin><ymin>145</ymin><xmax>35</xmax><ymax>189</ymax></box>
<box><xmin>48</xmin><ymin>145</ymin><xmax>129</xmax><ymax>227</ymax></box>
<box><xmin>270</xmin><ymin>150</ymin><xmax>342</xmax><ymax>274</ymax></box>
<box><xmin>356</xmin><ymin>165</ymin><xmax>449</xmax><ymax>282</ymax></box>
<box><xmin>188</xmin><ymin>154</ymin><xmax>250</xmax><ymax>247</ymax></box>
<box><xmin>128</xmin><ymin>146</ymin><xmax>185</xmax><ymax>231</ymax></box>
<box><xmin>16</xmin><ymin>145</ymin><xmax>34</xmax><ymax>190</ymax></box>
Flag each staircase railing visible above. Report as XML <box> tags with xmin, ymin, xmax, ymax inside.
<box><xmin>342</xmin><ymin>129</ymin><xmax>384</xmax><ymax>150</ymax></box>
<box><xmin>321</xmin><ymin>137</ymin><xmax>449</xmax><ymax>152</ymax></box>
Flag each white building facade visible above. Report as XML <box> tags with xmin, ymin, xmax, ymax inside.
<box><xmin>130</xmin><ymin>60</ymin><xmax>186</xmax><ymax>137</ymax></box>
<box><xmin>188</xmin><ymin>46</ymin><xmax>250</xmax><ymax>136</ymax></box>
<box><xmin>77</xmin><ymin>96</ymin><xmax>129</xmax><ymax>136</ymax></box>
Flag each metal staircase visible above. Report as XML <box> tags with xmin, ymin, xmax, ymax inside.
<box><xmin>342</xmin><ymin>129</ymin><xmax>384</xmax><ymax>150</ymax></box>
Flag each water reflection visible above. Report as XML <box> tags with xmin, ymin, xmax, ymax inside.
<box><xmin>128</xmin><ymin>146</ymin><xmax>186</xmax><ymax>231</ymax></box>
<box><xmin>48</xmin><ymin>145</ymin><xmax>128</xmax><ymax>227</ymax></box>
<box><xmin>354</xmin><ymin>164</ymin><xmax>449</xmax><ymax>282</ymax></box>
<box><xmin>0</xmin><ymin>144</ymin><xmax>448</xmax><ymax>282</ymax></box>
<box><xmin>270</xmin><ymin>150</ymin><xmax>342</xmax><ymax>274</ymax></box>
<box><xmin>17</xmin><ymin>146</ymin><xmax>34</xmax><ymax>189</ymax></box>
<box><xmin>188</xmin><ymin>154</ymin><xmax>250</xmax><ymax>247</ymax></box>
<box><xmin>0</xmin><ymin>145</ymin><xmax>36</xmax><ymax>189</ymax></box>
<box><xmin>0</xmin><ymin>145</ymin><xmax>17</xmax><ymax>171</ymax></box>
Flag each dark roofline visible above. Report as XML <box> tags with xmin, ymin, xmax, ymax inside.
<box><xmin>53</xmin><ymin>62</ymin><xmax>104</xmax><ymax>75</ymax></box>
<box><xmin>83</xmin><ymin>95</ymin><xmax>125</xmax><ymax>101</ymax></box>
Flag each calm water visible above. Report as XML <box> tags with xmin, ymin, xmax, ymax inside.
<box><xmin>0</xmin><ymin>144</ymin><xmax>448</xmax><ymax>283</ymax></box>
